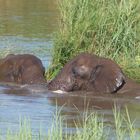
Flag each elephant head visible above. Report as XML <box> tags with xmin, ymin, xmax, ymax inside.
<box><xmin>47</xmin><ymin>53</ymin><xmax>125</xmax><ymax>93</ymax></box>
<box><xmin>0</xmin><ymin>54</ymin><xmax>46</xmax><ymax>84</ymax></box>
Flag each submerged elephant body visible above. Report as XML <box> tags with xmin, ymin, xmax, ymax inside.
<box><xmin>0</xmin><ymin>53</ymin><xmax>139</xmax><ymax>95</ymax></box>
<box><xmin>48</xmin><ymin>53</ymin><xmax>140</xmax><ymax>94</ymax></box>
<box><xmin>0</xmin><ymin>54</ymin><xmax>46</xmax><ymax>84</ymax></box>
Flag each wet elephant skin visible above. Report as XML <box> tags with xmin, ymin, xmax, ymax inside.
<box><xmin>47</xmin><ymin>53</ymin><xmax>140</xmax><ymax>94</ymax></box>
<box><xmin>0</xmin><ymin>53</ymin><xmax>139</xmax><ymax>96</ymax></box>
<box><xmin>47</xmin><ymin>53</ymin><xmax>125</xmax><ymax>93</ymax></box>
<box><xmin>0</xmin><ymin>54</ymin><xmax>46</xmax><ymax>84</ymax></box>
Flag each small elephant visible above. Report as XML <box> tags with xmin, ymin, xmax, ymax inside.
<box><xmin>47</xmin><ymin>53</ymin><xmax>140</xmax><ymax>94</ymax></box>
<box><xmin>0</xmin><ymin>54</ymin><xmax>46</xmax><ymax>84</ymax></box>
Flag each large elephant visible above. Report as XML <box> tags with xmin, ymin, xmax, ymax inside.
<box><xmin>47</xmin><ymin>53</ymin><xmax>140</xmax><ymax>94</ymax></box>
<box><xmin>0</xmin><ymin>54</ymin><xmax>46</xmax><ymax>84</ymax></box>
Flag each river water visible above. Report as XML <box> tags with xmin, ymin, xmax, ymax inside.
<box><xmin>0</xmin><ymin>0</ymin><xmax>140</xmax><ymax>139</ymax></box>
<box><xmin>0</xmin><ymin>0</ymin><xmax>58</xmax><ymax>67</ymax></box>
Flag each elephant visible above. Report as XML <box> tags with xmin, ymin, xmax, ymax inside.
<box><xmin>0</xmin><ymin>54</ymin><xmax>46</xmax><ymax>84</ymax></box>
<box><xmin>47</xmin><ymin>53</ymin><xmax>140</xmax><ymax>94</ymax></box>
<box><xmin>0</xmin><ymin>53</ymin><xmax>139</xmax><ymax>95</ymax></box>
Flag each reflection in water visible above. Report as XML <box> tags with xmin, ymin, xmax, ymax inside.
<box><xmin>0</xmin><ymin>0</ymin><xmax>58</xmax><ymax>38</ymax></box>
<box><xmin>0</xmin><ymin>88</ymin><xmax>55</xmax><ymax>136</ymax></box>
<box><xmin>0</xmin><ymin>84</ymin><xmax>140</xmax><ymax>137</ymax></box>
<box><xmin>48</xmin><ymin>91</ymin><xmax>140</xmax><ymax>125</ymax></box>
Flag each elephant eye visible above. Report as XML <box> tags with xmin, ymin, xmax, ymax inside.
<box><xmin>72</xmin><ymin>67</ymin><xmax>77</xmax><ymax>76</ymax></box>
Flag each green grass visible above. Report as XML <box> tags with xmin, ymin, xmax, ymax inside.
<box><xmin>1</xmin><ymin>107</ymin><xmax>138</xmax><ymax>140</ymax></box>
<box><xmin>46</xmin><ymin>0</ymin><xmax>140</xmax><ymax>80</ymax></box>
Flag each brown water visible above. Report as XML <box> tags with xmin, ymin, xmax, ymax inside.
<box><xmin>0</xmin><ymin>0</ymin><xmax>140</xmax><ymax>139</ymax></box>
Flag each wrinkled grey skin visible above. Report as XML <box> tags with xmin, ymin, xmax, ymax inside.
<box><xmin>47</xmin><ymin>53</ymin><xmax>127</xmax><ymax>93</ymax></box>
<box><xmin>0</xmin><ymin>54</ymin><xmax>46</xmax><ymax>84</ymax></box>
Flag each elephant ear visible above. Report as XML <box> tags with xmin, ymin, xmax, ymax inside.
<box><xmin>90</xmin><ymin>64</ymin><xmax>125</xmax><ymax>93</ymax></box>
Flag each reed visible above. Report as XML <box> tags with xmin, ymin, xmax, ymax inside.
<box><xmin>1</xmin><ymin>107</ymin><xmax>138</xmax><ymax>140</ymax></box>
<box><xmin>47</xmin><ymin>0</ymin><xmax>140</xmax><ymax>79</ymax></box>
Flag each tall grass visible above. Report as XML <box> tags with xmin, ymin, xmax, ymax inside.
<box><xmin>1</xmin><ymin>107</ymin><xmax>138</xmax><ymax>140</ymax></box>
<box><xmin>47</xmin><ymin>0</ymin><xmax>140</xmax><ymax>79</ymax></box>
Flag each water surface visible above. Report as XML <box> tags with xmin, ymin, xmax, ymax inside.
<box><xmin>1</xmin><ymin>85</ymin><xmax>140</xmax><ymax>138</ymax></box>
<box><xmin>0</xmin><ymin>0</ymin><xmax>59</xmax><ymax>67</ymax></box>
<box><xmin>0</xmin><ymin>0</ymin><xmax>140</xmax><ymax>139</ymax></box>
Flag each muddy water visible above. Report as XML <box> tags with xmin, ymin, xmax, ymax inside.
<box><xmin>0</xmin><ymin>0</ymin><xmax>140</xmax><ymax>138</ymax></box>
<box><xmin>1</xmin><ymin>85</ymin><xmax>140</xmax><ymax>138</ymax></box>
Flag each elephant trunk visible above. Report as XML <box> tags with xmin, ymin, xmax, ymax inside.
<box><xmin>47</xmin><ymin>76</ymin><xmax>76</xmax><ymax>92</ymax></box>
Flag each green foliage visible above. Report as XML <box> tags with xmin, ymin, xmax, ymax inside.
<box><xmin>113</xmin><ymin>106</ymin><xmax>139</xmax><ymax>140</ymax></box>
<box><xmin>47</xmin><ymin>0</ymin><xmax>140</xmax><ymax>79</ymax></box>
<box><xmin>1</xmin><ymin>107</ymin><xmax>138</xmax><ymax>140</ymax></box>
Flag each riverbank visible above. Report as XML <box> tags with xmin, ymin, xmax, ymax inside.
<box><xmin>47</xmin><ymin>0</ymin><xmax>140</xmax><ymax>82</ymax></box>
